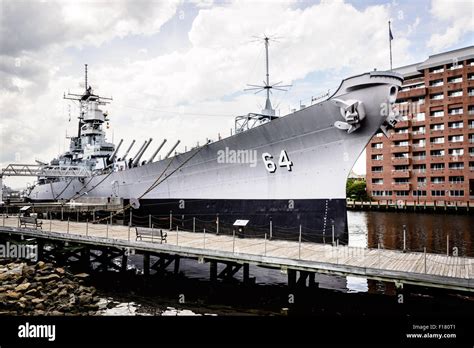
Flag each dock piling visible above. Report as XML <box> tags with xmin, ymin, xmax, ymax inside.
<box><xmin>403</xmin><ymin>225</ymin><xmax>407</xmax><ymax>252</ymax></box>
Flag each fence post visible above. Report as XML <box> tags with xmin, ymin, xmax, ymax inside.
<box><xmin>378</xmin><ymin>242</ymin><xmax>381</xmax><ymax>267</ymax></box>
<box><xmin>446</xmin><ymin>234</ymin><xmax>449</xmax><ymax>256</ymax></box>
<box><xmin>270</xmin><ymin>218</ymin><xmax>273</xmax><ymax>240</ymax></box>
<box><xmin>76</xmin><ymin>210</ymin><xmax>79</xmax><ymax>222</ymax></box>
<box><xmin>232</xmin><ymin>229</ymin><xmax>235</xmax><ymax>253</ymax></box>
<box><xmin>298</xmin><ymin>225</ymin><xmax>302</xmax><ymax>259</ymax></box>
<box><xmin>61</xmin><ymin>206</ymin><xmax>64</xmax><ymax>221</ymax></box>
<box><xmin>17</xmin><ymin>214</ymin><xmax>20</xmax><ymax>228</ymax></box>
<box><xmin>176</xmin><ymin>225</ymin><xmax>179</xmax><ymax>246</ymax></box>
<box><xmin>3</xmin><ymin>213</ymin><xmax>5</xmax><ymax>227</ymax></box>
<box><xmin>67</xmin><ymin>217</ymin><xmax>70</xmax><ymax>234</ymax></box>
<box><xmin>128</xmin><ymin>222</ymin><xmax>130</xmax><ymax>242</ymax></box>
<box><xmin>332</xmin><ymin>224</ymin><xmax>335</xmax><ymax>246</ymax></box>
<box><xmin>169</xmin><ymin>210</ymin><xmax>172</xmax><ymax>230</ymax></box>
<box><xmin>193</xmin><ymin>217</ymin><xmax>195</xmax><ymax>233</ymax></box>
<box><xmin>110</xmin><ymin>212</ymin><xmax>113</xmax><ymax>225</ymax></box>
<box><xmin>129</xmin><ymin>211</ymin><xmax>132</xmax><ymax>227</ymax></box>
<box><xmin>216</xmin><ymin>214</ymin><xmax>219</xmax><ymax>235</ymax></box>
<box><xmin>86</xmin><ymin>219</ymin><xmax>88</xmax><ymax>236</ymax></box>
<box><xmin>264</xmin><ymin>233</ymin><xmax>267</xmax><ymax>256</ymax></box>
<box><xmin>149</xmin><ymin>214</ymin><xmax>151</xmax><ymax>229</ymax></box>
<box><xmin>49</xmin><ymin>215</ymin><xmax>52</xmax><ymax>232</ymax></box>
<box><xmin>424</xmin><ymin>247</ymin><xmax>427</xmax><ymax>273</ymax></box>
<box><xmin>403</xmin><ymin>225</ymin><xmax>406</xmax><ymax>252</ymax></box>
<box><xmin>203</xmin><ymin>228</ymin><xmax>206</xmax><ymax>249</ymax></box>
<box><xmin>106</xmin><ymin>221</ymin><xmax>109</xmax><ymax>239</ymax></box>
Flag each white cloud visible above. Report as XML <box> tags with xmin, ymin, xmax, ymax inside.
<box><xmin>1</xmin><ymin>0</ymin><xmax>415</xmax><ymax>188</ymax></box>
<box><xmin>427</xmin><ymin>0</ymin><xmax>474</xmax><ymax>51</ymax></box>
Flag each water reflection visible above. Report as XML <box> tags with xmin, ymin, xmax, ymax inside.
<box><xmin>348</xmin><ymin>210</ymin><xmax>473</xmax><ymax>256</ymax></box>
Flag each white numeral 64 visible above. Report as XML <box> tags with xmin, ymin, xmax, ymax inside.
<box><xmin>262</xmin><ymin>150</ymin><xmax>293</xmax><ymax>173</ymax></box>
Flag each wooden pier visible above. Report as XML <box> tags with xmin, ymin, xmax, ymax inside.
<box><xmin>0</xmin><ymin>216</ymin><xmax>473</xmax><ymax>292</ymax></box>
<box><xmin>347</xmin><ymin>199</ymin><xmax>471</xmax><ymax>214</ymax></box>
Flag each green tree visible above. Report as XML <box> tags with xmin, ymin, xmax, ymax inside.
<box><xmin>346</xmin><ymin>179</ymin><xmax>369</xmax><ymax>201</ymax></box>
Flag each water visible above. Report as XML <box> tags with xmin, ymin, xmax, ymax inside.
<box><xmin>92</xmin><ymin>211</ymin><xmax>474</xmax><ymax>316</ymax></box>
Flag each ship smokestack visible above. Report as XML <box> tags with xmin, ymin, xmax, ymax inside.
<box><xmin>165</xmin><ymin>140</ymin><xmax>181</xmax><ymax>159</ymax></box>
<box><xmin>148</xmin><ymin>139</ymin><xmax>167</xmax><ymax>163</ymax></box>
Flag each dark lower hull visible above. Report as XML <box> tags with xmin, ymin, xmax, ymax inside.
<box><xmin>126</xmin><ymin>198</ymin><xmax>348</xmax><ymax>243</ymax></box>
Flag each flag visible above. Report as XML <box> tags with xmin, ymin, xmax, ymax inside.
<box><xmin>389</xmin><ymin>22</ymin><xmax>394</xmax><ymax>41</ymax></box>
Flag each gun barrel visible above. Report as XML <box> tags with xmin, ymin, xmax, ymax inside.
<box><xmin>109</xmin><ymin>139</ymin><xmax>123</xmax><ymax>162</ymax></box>
<box><xmin>122</xmin><ymin>140</ymin><xmax>136</xmax><ymax>159</ymax></box>
<box><xmin>148</xmin><ymin>139</ymin><xmax>167</xmax><ymax>163</ymax></box>
<box><xmin>165</xmin><ymin>140</ymin><xmax>181</xmax><ymax>159</ymax></box>
<box><xmin>133</xmin><ymin>138</ymin><xmax>153</xmax><ymax>166</ymax></box>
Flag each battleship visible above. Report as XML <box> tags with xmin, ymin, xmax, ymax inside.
<box><xmin>9</xmin><ymin>38</ymin><xmax>403</xmax><ymax>241</ymax></box>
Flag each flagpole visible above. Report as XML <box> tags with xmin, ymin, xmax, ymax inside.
<box><xmin>389</xmin><ymin>20</ymin><xmax>393</xmax><ymax>71</ymax></box>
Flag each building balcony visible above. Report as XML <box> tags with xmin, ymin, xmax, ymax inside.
<box><xmin>447</xmin><ymin>141</ymin><xmax>465</xmax><ymax>148</ymax></box>
<box><xmin>391</xmin><ymin>145</ymin><xmax>410</xmax><ymax>153</ymax></box>
<box><xmin>412</xmin><ymin>132</ymin><xmax>426</xmax><ymax>139</ymax></box>
<box><xmin>430</xmin><ymin>169</ymin><xmax>446</xmax><ymax>176</ymax></box>
<box><xmin>391</xmin><ymin>170</ymin><xmax>411</xmax><ymax>178</ymax></box>
<box><xmin>371</xmin><ymin>171</ymin><xmax>384</xmax><ymax>178</ymax></box>
<box><xmin>447</xmin><ymin>127</ymin><xmax>465</xmax><ymax>134</ymax></box>
<box><xmin>448</xmin><ymin>182</ymin><xmax>466</xmax><ymax>188</ymax></box>
<box><xmin>447</xmin><ymin>95</ymin><xmax>464</xmax><ymax>104</ymax></box>
<box><xmin>412</xmin><ymin>144</ymin><xmax>426</xmax><ymax>150</ymax></box>
<box><xmin>391</xmin><ymin>132</ymin><xmax>411</xmax><ymax>141</ymax></box>
<box><xmin>398</xmin><ymin>87</ymin><xmax>426</xmax><ymax>99</ymax></box>
<box><xmin>429</xmin><ymin>142</ymin><xmax>445</xmax><ymax>150</ymax></box>
<box><xmin>429</xmin><ymin>129</ymin><xmax>445</xmax><ymax>136</ymax></box>
<box><xmin>391</xmin><ymin>157</ymin><xmax>411</xmax><ymax>165</ymax></box>
<box><xmin>413</xmin><ymin>169</ymin><xmax>427</xmax><ymax>175</ymax></box>
<box><xmin>447</xmin><ymin>167</ymin><xmax>465</xmax><ymax>173</ymax></box>
<box><xmin>395</xmin><ymin>120</ymin><xmax>410</xmax><ymax>128</ymax></box>
<box><xmin>391</xmin><ymin>183</ymin><xmax>411</xmax><ymax>190</ymax></box>
<box><xmin>448</xmin><ymin>155</ymin><xmax>466</xmax><ymax>162</ymax></box>
<box><xmin>430</xmin><ymin>155</ymin><xmax>445</xmax><ymax>163</ymax></box>
<box><xmin>412</xmin><ymin>156</ymin><xmax>426</xmax><ymax>164</ymax></box>
<box><xmin>428</xmin><ymin>85</ymin><xmax>444</xmax><ymax>93</ymax></box>
<box><xmin>447</xmin><ymin>82</ymin><xmax>464</xmax><ymax>91</ymax></box>
<box><xmin>428</xmin><ymin>71</ymin><xmax>444</xmax><ymax>80</ymax></box>
<box><xmin>370</xmin><ymin>146</ymin><xmax>384</xmax><ymax>154</ymax></box>
<box><xmin>445</xmin><ymin>68</ymin><xmax>464</xmax><ymax>78</ymax></box>
<box><xmin>428</xmin><ymin>99</ymin><xmax>445</xmax><ymax>107</ymax></box>
<box><xmin>447</xmin><ymin>113</ymin><xmax>464</xmax><ymax>122</ymax></box>
<box><xmin>467</xmin><ymin>65</ymin><xmax>474</xmax><ymax>74</ymax></box>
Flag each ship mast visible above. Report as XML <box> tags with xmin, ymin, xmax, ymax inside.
<box><xmin>244</xmin><ymin>36</ymin><xmax>291</xmax><ymax>116</ymax></box>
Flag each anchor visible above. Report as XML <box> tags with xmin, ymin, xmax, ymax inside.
<box><xmin>332</xmin><ymin>99</ymin><xmax>366</xmax><ymax>134</ymax></box>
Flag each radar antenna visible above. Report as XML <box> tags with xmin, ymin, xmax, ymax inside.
<box><xmin>244</xmin><ymin>36</ymin><xmax>292</xmax><ymax>116</ymax></box>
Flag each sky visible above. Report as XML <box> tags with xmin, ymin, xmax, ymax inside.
<box><xmin>1</xmin><ymin>0</ymin><xmax>473</xmax><ymax>189</ymax></box>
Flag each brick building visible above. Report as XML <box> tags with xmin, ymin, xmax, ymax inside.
<box><xmin>366</xmin><ymin>46</ymin><xmax>474</xmax><ymax>204</ymax></box>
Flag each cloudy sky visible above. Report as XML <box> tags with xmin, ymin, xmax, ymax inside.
<box><xmin>1</xmin><ymin>0</ymin><xmax>473</xmax><ymax>189</ymax></box>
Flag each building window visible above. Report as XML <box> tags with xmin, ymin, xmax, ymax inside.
<box><xmin>430</xmin><ymin>66</ymin><xmax>444</xmax><ymax>73</ymax></box>
<box><xmin>413</xmin><ymin>190</ymin><xmax>427</xmax><ymax>196</ymax></box>
<box><xmin>449</xmin><ymin>190</ymin><xmax>464</xmax><ymax>197</ymax></box>
<box><xmin>413</xmin><ymin>151</ymin><xmax>426</xmax><ymax>160</ymax></box>
<box><xmin>413</xmin><ymin>126</ymin><xmax>425</xmax><ymax>135</ymax></box>
<box><xmin>449</xmin><ymin>148</ymin><xmax>464</xmax><ymax>156</ymax></box>
<box><xmin>430</xmin><ymin>79</ymin><xmax>443</xmax><ymax>87</ymax></box>
<box><xmin>449</xmin><ymin>162</ymin><xmax>464</xmax><ymax>169</ymax></box>
<box><xmin>372</xmin><ymin>190</ymin><xmax>392</xmax><ymax>196</ymax></box>
<box><xmin>448</xmin><ymin>135</ymin><xmax>464</xmax><ymax>143</ymax></box>
<box><xmin>395</xmin><ymin>191</ymin><xmax>409</xmax><ymax>196</ymax></box>
<box><xmin>430</xmin><ymin>123</ymin><xmax>444</xmax><ymax>131</ymax></box>
<box><xmin>372</xmin><ymin>154</ymin><xmax>383</xmax><ymax>160</ymax></box>
<box><xmin>448</xmin><ymin>121</ymin><xmax>463</xmax><ymax>129</ymax></box>
<box><xmin>448</xmin><ymin>76</ymin><xmax>462</xmax><ymax>83</ymax></box>
<box><xmin>415</xmin><ymin>112</ymin><xmax>426</xmax><ymax>121</ymax></box>
<box><xmin>449</xmin><ymin>107</ymin><xmax>463</xmax><ymax>115</ymax></box>
<box><xmin>449</xmin><ymin>176</ymin><xmax>464</xmax><ymax>184</ymax></box>
<box><xmin>413</xmin><ymin>164</ymin><xmax>426</xmax><ymax>173</ymax></box>
<box><xmin>430</xmin><ymin>93</ymin><xmax>444</xmax><ymax>100</ymax></box>
<box><xmin>393</xmin><ymin>152</ymin><xmax>409</xmax><ymax>158</ymax></box>
<box><xmin>372</xmin><ymin>178</ymin><xmax>383</xmax><ymax>184</ymax></box>
<box><xmin>430</xmin><ymin>149</ymin><xmax>445</xmax><ymax>157</ymax></box>
<box><xmin>448</xmin><ymin>90</ymin><xmax>463</xmax><ymax>97</ymax></box>
<box><xmin>431</xmin><ymin>177</ymin><xmax>445</xmax><ymax>183</ymax></box>
<box><xmin>431</xmin><ymin>163</ymin><xmax>445</xmax><ymax>170</ymax></box>
<box><xmin>431</xmin><ymin>110</ymin><xmax>444</xmax><ymax>117</ymax></box>
<box><xmin>431</xmin><ymin>190</ymin><xmax>445</xmax><ymax>196</ymax></box>
<box><xmin>394</xmin><ymin>140</ymin><xmax>409</xmax><ymax>147</ymax></box>
<box><xmin>430</xmin><ymin>137</ymin><xmax>444</xmax><ymax>144</ymax></box>
<box><xmin>413</xmin><ymin>139</ymin><xmax>426</xmax><ymax>148</ymax></box>
<box><xmin>372</xmin><ymin>142</ymin><xmax>383</xmax><ymax>149</ymax></box>
<box><xmin>372</xmin><ymin>166</ymin><xmax>383</xmax><ymax>172</ymax></box>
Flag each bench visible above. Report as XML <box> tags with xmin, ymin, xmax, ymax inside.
<box><xmin>135</xmin><ymin>227</ymin><xmax>167</xmax><ymax>243</ymax></box>
<box><xmin>19</xmin><ymin>216</ymin><xmax>43</xmax><ymax>229</ymax></box>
